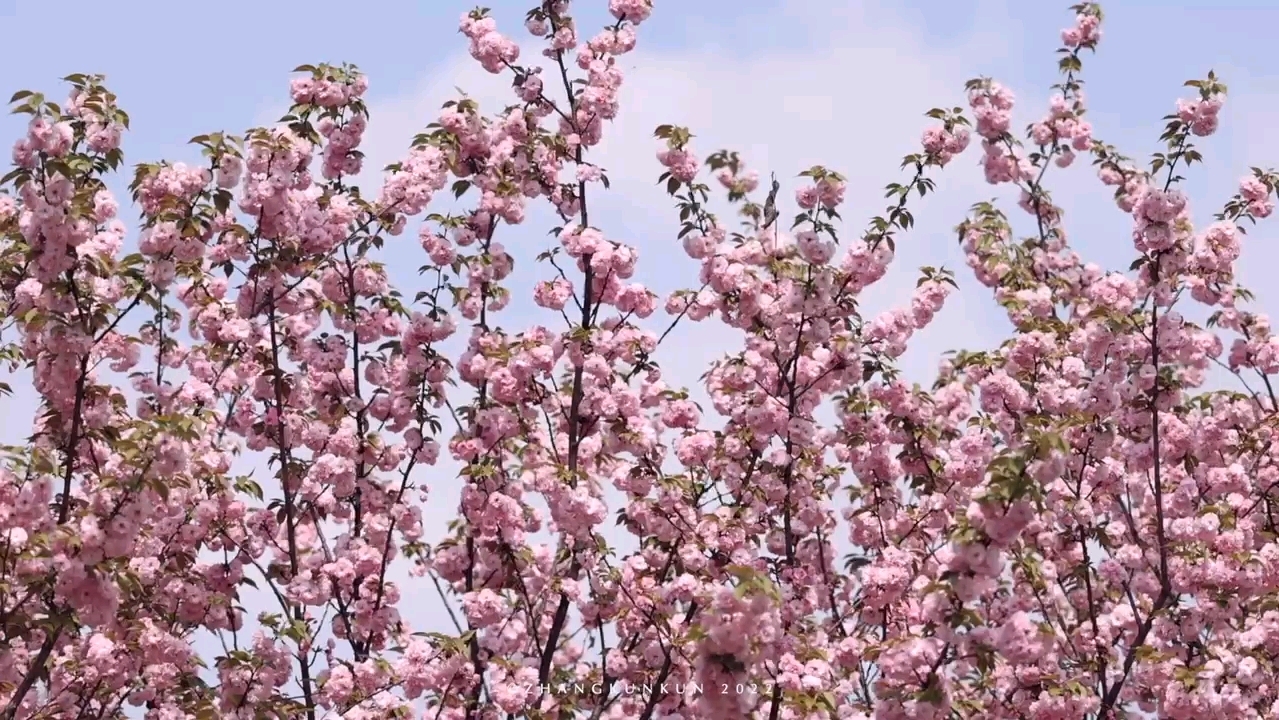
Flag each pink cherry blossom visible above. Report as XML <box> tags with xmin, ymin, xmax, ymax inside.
<box><xmin>2</xmin><ymin>4</ymin><xmax>1279</xmax><ymax>720</ymax></box>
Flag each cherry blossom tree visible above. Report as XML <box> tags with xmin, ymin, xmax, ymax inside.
<box><xmin>2</xmin><ymin>1</ymin><xmax>1279</xmax><ymax>719</ymax></box>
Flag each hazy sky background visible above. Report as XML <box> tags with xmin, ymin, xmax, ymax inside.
<box><xmin>3</xmin><ymin>0</ymin><xmax>1279</xmax><ymax>691</ymax></box>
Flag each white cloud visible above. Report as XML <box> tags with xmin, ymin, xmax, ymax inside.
<box><xmin>351</xmin><ymin>0</ymin><xmax>1032</xmax><ymax>385</ymax></box>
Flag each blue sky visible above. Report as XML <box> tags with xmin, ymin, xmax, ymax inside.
<box><xmin>4</xmin><ymin>0</ymin><xmax>1279</xmax><ymax>676</ymax></box>
<box><xmin>2</xmin><ymin>0</ymin><xmax>1278</xmax><ymax>179</ymax></box>
<box><xmin>1</xmin><ymin>0</ymin><xmax>1273</xmax><ymax>401</ymax></box>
